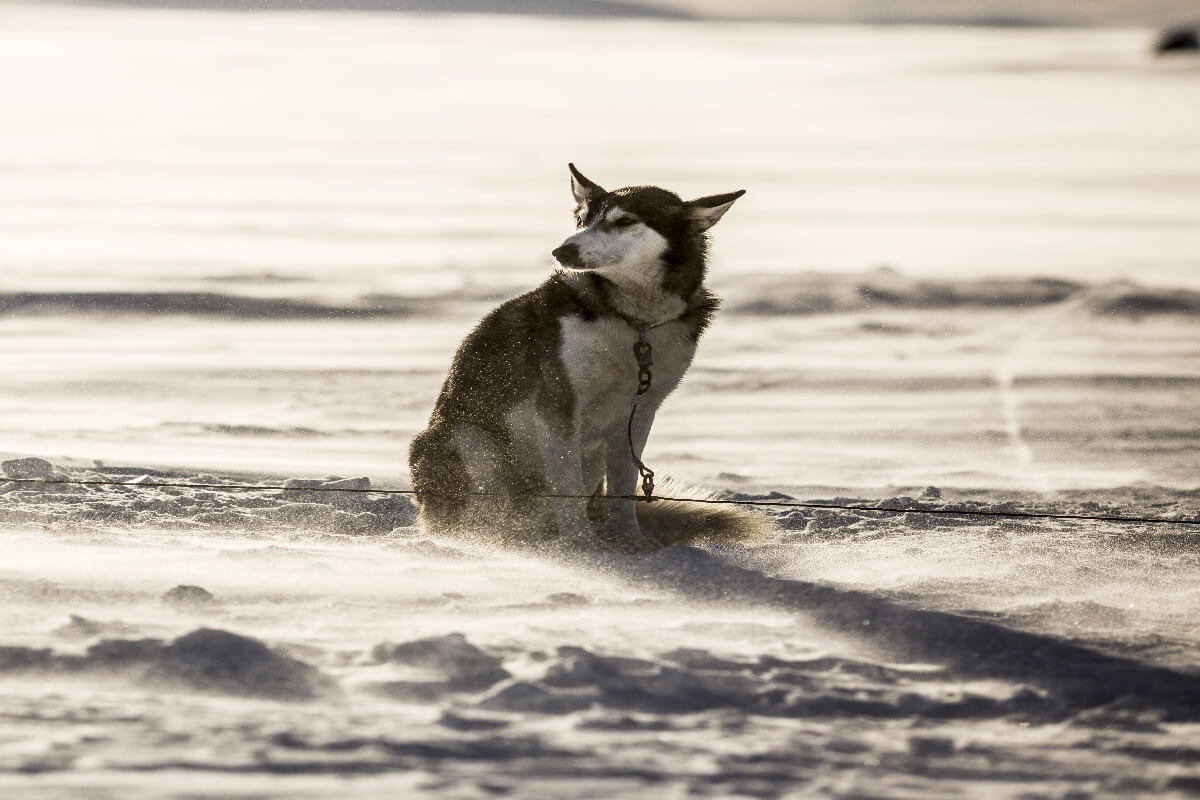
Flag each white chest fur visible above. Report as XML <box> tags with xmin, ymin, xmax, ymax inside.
<box><xmin>558</xmin><ymin>315</ymin><xmax>696</xmax><ymax>429</ymax></box>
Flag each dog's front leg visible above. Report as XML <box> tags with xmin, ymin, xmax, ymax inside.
<box><xmin>531</xmin><ymin>416</ymin><xmax>595</xmax><ymax>544</ymax></box>
<box><xmin>604</xmin><ymin>407</ymin><xmax>662</xmax><ymax>551</ymax></box>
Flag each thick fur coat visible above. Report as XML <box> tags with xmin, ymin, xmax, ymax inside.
<box><xmin>409</xmin><ymin>165</ymin><xmax>757</xmax><ymax>550</ymax></box>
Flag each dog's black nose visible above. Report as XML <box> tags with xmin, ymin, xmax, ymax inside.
<box><xmin>552</xmin><ymin>243</ymin><xmax>582</xmax><ymax>268</ymax></box>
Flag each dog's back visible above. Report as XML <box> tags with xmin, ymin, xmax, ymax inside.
<box><xmin>409</xmin><ymin>277</ymin><xmax>593</xmax><ymax>543</ymax></box>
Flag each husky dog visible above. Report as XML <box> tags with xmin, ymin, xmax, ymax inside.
<box><xmin>408</xmin><ymin>164</ymin><xmax>749</xmax><ymax>550</ymax></box>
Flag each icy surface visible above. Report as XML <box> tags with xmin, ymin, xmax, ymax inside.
<box><xmin>1</xmin><ymin>472</ymin><xmax>1199</xmax><ymax>797</ymax></box>
<box><xmin>1</xmin><ymin>3</ymin><xmax>1199</xmax><ymax>798</ymax></box>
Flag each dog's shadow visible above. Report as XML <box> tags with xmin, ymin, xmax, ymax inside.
<box><xmin>575</xmin><ymin>545</ymin><xmax>1200</xmax><ymax>722</ymax></box>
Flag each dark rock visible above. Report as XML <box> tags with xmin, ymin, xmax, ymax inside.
<box><xmin>437</xmin><ymin>711</ymin><xmax>510</xmax><ymax>731</ymax></box>
<box><xmin>909</xmin><ymin>736</ymin><xmax>955</xmax><ymax>757</ymax></box>
<box><xmin>162</xmin><ymin>585</ymin><xmax>215</xmax><ymax>608</ymax></box>
<box><xmin>1155</xmin><ymin>26</ymin><xmax>1199</xmax><ymax>54</ymax></box>
<box><xmin>877</xmin><ymin>496</ymin><xmax>920</xmax><ymax>511</ymax></box>
<box><xmin>373</xmin><ymin>633</ymin><xmax>509</xmax><ymax>690</ymax></box>
<box><xmin>476</xmin><ymin>680</ymin><xmax>594</xmax><ymax>714</ymax></box>
<box><xmin>85</xmin><ymin>637</ymin><xmax>168</xmax><ymax>669</ymax></box>
<box><xmin>546</xmin><ymin>592</ymin><xmax>590</xmax><ymax>606</ymax></box>
<box><xmin>1090</xmin><ymin>288</ymin><xmax>1200</xmax><ymax>317</ymax></box>
<box><xmin>1</xmin><ymin>457</ymin><xmax>54</xmax><ymax>479</ymax></box>
<box><xmin>1167</xmin><ymin>776</ymin><xmax>1200</xmax><ymax>793</ymax></box>
<box><xmin>367</xmin><ymin>679</ymin><xmax>457</xmax><ymax>702</ymax></box>
<box><xmin>0</xmin><ymin>628</ymin><xmax>328</xmax><ymax>700</ymax></box>
<box><xmin>282</xmin><ymin>478</ymin><xmax>324</xmax><ymax>490</ymax></box>
<box><xmin>0</xmin><ymin>646</ymin><xmax>53</xmax><ymax>671</ymax></box>
<box><xmin>320</xmin><ymin>476</ymin><xmax>371</xmax><ymax>491</ymax></box>
<box><xmin>151</xmin><ymin>628</ymin><xmax>328</xmax><ymax>699</ymax></box>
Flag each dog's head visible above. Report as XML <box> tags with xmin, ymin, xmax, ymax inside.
<box><xmin>551</xmin><ymin>164</ymin><xmax>744</xmax><ymax>293</ymax></box>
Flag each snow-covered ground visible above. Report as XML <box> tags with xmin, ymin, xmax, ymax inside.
<box><xmin>1</xmin><ymin>4</ymin><xmax>1199</xmax><ymax>798</ymax></box>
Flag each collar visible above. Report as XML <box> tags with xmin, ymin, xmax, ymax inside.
<box><xmin>611</xmin><ymin>309</ymin><xmax>680</xmax><ymax>334</ymax></box>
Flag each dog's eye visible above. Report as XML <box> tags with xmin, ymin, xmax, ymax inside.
<box><xmin>612</xmin><ymin>217</ymin><xmax>638</xmax><ymax>228</ymax></box>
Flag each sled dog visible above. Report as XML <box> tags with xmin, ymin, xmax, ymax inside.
<box><xmin>409</xmin><ymin>164</ymin><xmax>757</xmax><ymax>550</ymax></box>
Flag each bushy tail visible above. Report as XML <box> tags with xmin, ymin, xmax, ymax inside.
<box><xmin>636</xmin><ymin>480</ymin><xmax>773</xmax><ymax>548</ymax></box>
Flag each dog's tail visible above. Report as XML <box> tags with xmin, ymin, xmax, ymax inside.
<box><xmin>635</xmin><ymin>480</ymin><xmax>773</xmax><ymax>548</ymax></box>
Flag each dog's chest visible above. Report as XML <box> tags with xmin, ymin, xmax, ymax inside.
<box><xmin>557</xmin><ymin>316</ymin><xmax>695</xmax><ymax>419</ymax></box>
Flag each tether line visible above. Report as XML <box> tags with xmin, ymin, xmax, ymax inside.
<box><xmin>3</xmin><ymin>477</ymin><xmax>1198</xmax><ymax>528</ymax></box>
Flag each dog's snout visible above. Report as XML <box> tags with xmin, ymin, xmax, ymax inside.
<box><xmin>552</xmin><ymin>243</ymin><xmax>582</xmax><ymax>268</ymax></box>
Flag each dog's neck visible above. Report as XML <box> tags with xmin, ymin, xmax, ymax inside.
<box><xmin>558</xmin><ymin>266</ymin><xmax>689</xmax><ymax>327</ymax></box>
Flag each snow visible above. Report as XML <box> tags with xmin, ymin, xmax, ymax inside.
<box><xmin>1</xmin><ymin>3</ymin><xmax>1199</xmax><ymax>798</ymax></box>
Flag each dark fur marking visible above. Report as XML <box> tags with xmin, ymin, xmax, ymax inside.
<box><xmin>570</xmin><ymin>185</ymin><xmax>721</xmax><ymax>303</ymax></box>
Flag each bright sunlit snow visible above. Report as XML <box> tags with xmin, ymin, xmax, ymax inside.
<box><xmin>1</xmin><ymin>3</ymin><xmax>1199</xmax><ymax>798</ymax></box>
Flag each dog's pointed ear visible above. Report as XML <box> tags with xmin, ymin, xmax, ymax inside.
<box><xmin>568</xmin><ymin>163</ymin><xmax>605</xmax><ymax>215</ymax></box>
<box><xmin>685</xmin><ymin>189</ymin><xmax>746</xmax><ymax>231</ymax></box>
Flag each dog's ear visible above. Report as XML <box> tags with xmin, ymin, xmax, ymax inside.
<box><xmin>568</xmin><ymin>163</ymin><xmax>605</xmax><ymax>221</ymax></box>
<box><xmin>685</xmin><ymin>189</ymin><xmax>746</xmax><ymax>231</ymax></box>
